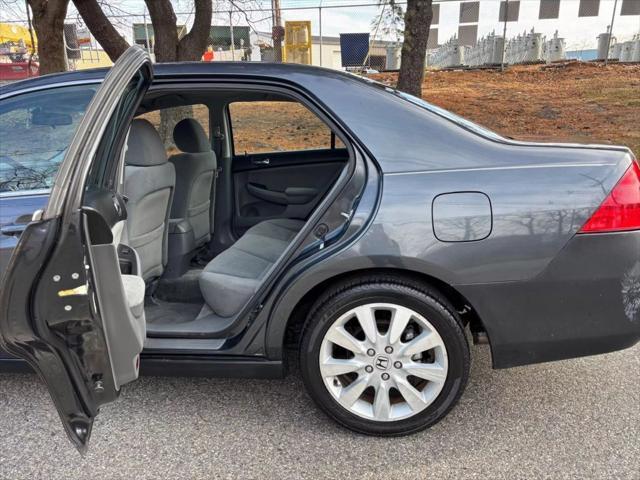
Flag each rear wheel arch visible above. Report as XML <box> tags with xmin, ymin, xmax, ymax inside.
<box><xmin>282</xmin><ymin>268</ymin><xmax>490</xmax><ymax>353</ymax></box>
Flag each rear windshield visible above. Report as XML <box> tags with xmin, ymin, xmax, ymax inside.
<box><xmin>354</xmin><ymin>74</ymin><xmax>503</xmax><ymax>141</ymax></box>
<box><xmin>394</xmin><ymin>90</ymin><xmax>504</xmax><ymax>141</ymax></box>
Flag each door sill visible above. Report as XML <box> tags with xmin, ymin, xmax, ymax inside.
<box><xmin>139</xmin><ymin>355</ymin><xmax>285</xmax><ymax>378</ymax></box>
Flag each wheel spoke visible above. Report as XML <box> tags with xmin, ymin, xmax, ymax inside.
<box><xmin>395</xmin><ymin>376</ymin><xmax>428</xmax><ymax>412</ymax></box>
<box><xmin>403</xmin><ymin>362</ymin><xmax>447</xmax><ymax>383</ymax></box>
<box><xmin>325</xmin><ymin>326</ymin><xmax>366</xmax><ymax>355</ymax></box>
<box><xmin>339</xmin><ymin>375</ymin><xmax>369</xmax><ymax>407</ymax></box>
<box><xmin>401</xmin><ymin>330</ymin><xmax>440</xmax><ymax>357</ymax></box>
<box><xmin>388</xmin><ymin>306</ymin><xmax>412</xmax><ymax>345</ymax></box>
<box><xmin>320</xmin><ymin>358</ymin><xmax>365</xmax><ymax>377</ymax></box>
<box><xmin>354</xmin><ymin>306</ymin><xmax>378</xmax><ymax>345</ymax></box>
<box><xmin>373</xmin><ymin>382</ymin><xmax>392</xmax><ymax>420</ymax></box>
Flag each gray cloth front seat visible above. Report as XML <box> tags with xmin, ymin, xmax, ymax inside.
<box><xmin>124</xmin><ymin>119</ymin><xmax>175</xmax><ymax>282</ymax></box>
<box><xmin>169</xmin><ymin>118</ymin><xmax>217</xmax><ymax>247</ymax></box>
<box><xmin>199</xmin><ymin>219</ymin><xmax>305</xmax><ymax>317</ymax></box>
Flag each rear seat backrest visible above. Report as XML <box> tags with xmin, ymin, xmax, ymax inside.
<box><xmin>169</xmin><ymin>118</ymin><xmax>217</xmax><ymax>247</ymax></box>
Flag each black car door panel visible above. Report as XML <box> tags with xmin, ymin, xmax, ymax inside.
<box><xmin>0</xmin><ymin>46</ymin><xmax>152</xmax><ymax>452</ymax></box>
<box><xmin>232</xmin><ymin>148</ymin><xmax>348</xmax><ymax>233</ymax></box>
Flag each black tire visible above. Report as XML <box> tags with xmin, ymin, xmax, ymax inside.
<box><xmin>299</xmin><ymin>274</ymin><xmax>470</xmax><ymax>436</ymax></box>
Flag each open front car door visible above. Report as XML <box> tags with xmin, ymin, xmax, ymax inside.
<box><xmin>0</xmin><ymin>46</ymin><xmax>153</xmax><ymax>452</ymax></box>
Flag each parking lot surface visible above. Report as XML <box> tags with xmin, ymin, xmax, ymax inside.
<box><xmin>0</xmin><ymin>343</ymin><xmax>638</xmax><ymax>480</ymax></box>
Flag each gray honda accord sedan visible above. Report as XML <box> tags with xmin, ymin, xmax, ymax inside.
<box><xmin>1</xmin><ymin>47</ymin><xmax>638</xmax><ymax>451</ymax></box>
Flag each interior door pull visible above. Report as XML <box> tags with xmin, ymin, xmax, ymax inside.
<box><xmin>253</xmin><ymin>158</ymin><xmax>270</xmax><ymax>165</ymax></box>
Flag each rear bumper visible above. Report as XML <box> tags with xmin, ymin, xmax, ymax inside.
<box><xmin>458</xmin><ymin>230</ymin><xmax>640</xmax><ymax>369</ymax></box>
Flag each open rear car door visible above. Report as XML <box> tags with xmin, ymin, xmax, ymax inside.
<box><xmin>0</xmin><ymin>46</ymin><xmax>153</xmax><ymax>452</ymax></box>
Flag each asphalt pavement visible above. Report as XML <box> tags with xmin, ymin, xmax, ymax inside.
<box><xmin>0</xmin><ymin>342</ymin><xmax>638</xmax><ymax>480</ymax></box>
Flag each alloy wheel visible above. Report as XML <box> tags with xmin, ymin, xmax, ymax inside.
<box><xmin>319</xmin><ymin>303</ymin><xmax>448</xmax><ymax>422</ymax></box>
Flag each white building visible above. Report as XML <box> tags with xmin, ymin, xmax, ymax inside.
<box><xmin>428</xmin><ymin>0</ymin><xmax>639</xmax><ymax>55</ymax></box>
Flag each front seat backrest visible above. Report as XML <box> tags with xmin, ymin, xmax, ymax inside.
<box><xmin>124</xmin><ymin>119</ymin><xmax>176</xmax><ymax>282</ymax></box>
<box><xmin>169</xmin><ymin>118</ymin><xmax>217</xmax><ymax>247</ymax></box>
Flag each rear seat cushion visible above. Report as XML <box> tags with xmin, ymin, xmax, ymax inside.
<box><xmin>199</xmin><ymin>219</ymin><xmax>305</xmax><ymax>317</ymax></box>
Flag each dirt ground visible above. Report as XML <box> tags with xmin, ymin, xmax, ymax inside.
<box><xmin>372</xmin><ymin>61</ymin><xmax>640</xmax><ymax>156</ymax></box>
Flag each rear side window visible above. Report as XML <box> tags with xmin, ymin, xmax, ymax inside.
<box><xmin>0</xmin><ymin>85</ymin><xmax>97</xmax><ymax>193</ymax></box>
<box><xmin>228</xmin><ymin>101</ymin><xmax>344</xmax><ymax>155</ymax></box>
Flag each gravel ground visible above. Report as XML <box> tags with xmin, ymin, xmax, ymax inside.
<box><xmin>0</xmin><ymin>343</ymin><xmax>638</xmax><ymax>480</ymax></box>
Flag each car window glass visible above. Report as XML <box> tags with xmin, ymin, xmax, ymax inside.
<box><xmin>228</xmin><ymin>101</ymin><xmax>344</xmax><ymax>155</ymax></box>
<box><xmin>0</xmin><ymin>85</ymin><xmax>97</xmax><ymax>194</ymax></box>
<box><xmin>394</xmin><ymin>90</ymin><xmax>503</xmax><ymax>141</ymax></box>
<box><xmin>137</xmin><ymin>104</ymin><xmax>210</xmax><ymax>156</ymax></box>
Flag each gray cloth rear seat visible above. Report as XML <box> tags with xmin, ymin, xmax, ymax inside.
<box><xmin>169</xmin><ymin>118</ymin><xmax>217</xmax><ymax>247</ymax></box>
<box><xmin>199</xmin><ymin>219</ymin><xmax>305</xmax><ymax>317</ymax></box>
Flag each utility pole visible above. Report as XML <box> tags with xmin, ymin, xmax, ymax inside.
<box><xmin>272</xmin><ymin>0</ymin><xmax>283</xmax><ymax>62</ymax></box>
<box><xmin>604</xmin><ymin>0</ymin><xmax>618</xmax><ymax>66</ymax></box>
<box><xmin>500</xmin><ymin>0</ymin><xmax>509</xmax><ymax>71</ymax></box>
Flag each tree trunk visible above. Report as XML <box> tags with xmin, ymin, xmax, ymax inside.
<box><xmin>145</xmin><ymin>0</ymin><xmax>212</xmax><ymax>62</ymax></box>
<box><xmin>397</xmin><ymin>0</ymin><xmax>433</xmax><ymax>97</ymax></box>
<box><xmin>144</xmin><ymin>0</ymin><xmax>212</xmax><ymax>146</ymax></box>
<box><xmin>177</xmin><ymin>0</ymin><xmax>213</xmax><ymax>61</ymax></box>
<box><xmin>144</xmin><ymin>0</ymin><xmax>180</xmax><ymax>62</ymax></box>
<box><xmin>28</xmin><ymin>0</ymin><xmax>70</xmax><ymax>74</ymax></box>
<box><xmin>72</xmin><ymin>0</ymin><xmax>129</xmax><ymax>61</ymax></box>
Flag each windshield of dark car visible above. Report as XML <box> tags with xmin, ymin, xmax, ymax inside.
<box><xmin>0</xmin><ymin>84</ymin><xmax>97</xmax><ymax>193</ymax></box>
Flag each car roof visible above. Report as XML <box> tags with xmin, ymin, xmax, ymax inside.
<box><xmin>0</xmin><ymin>61</ymin><xmax>366</xmax><ymax>96</ymax></box>
<box><xmin>10</xmin><ymin>59</ymin><xmax>606</xmax><ymax>174</ymax></box>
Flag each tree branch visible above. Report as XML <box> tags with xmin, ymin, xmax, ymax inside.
<box><xmin>144</xmin><ymin>0</ymin><xmax>179</xmax><ymax>62</ymax></box>
<box><xmin>177</xmin><ymin>0</ymin><xmax>213</xmax><ymax>61</ymax></box>
<box><xmin>72</xmin><ymin>0</ymin><xmax>130</xmax><ymax>61</ymax></box>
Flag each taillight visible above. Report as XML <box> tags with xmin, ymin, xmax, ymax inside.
<box><xmin>579</xmin><ymin>160</ymin><xmax>640</xmax><ymax>233</ymax></box>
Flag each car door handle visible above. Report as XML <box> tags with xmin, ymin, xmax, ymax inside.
<box><xmin>1</xmin><ymin>213</ymin><xmax>37</xmax><ymax>237</ymax></box>
<box><xmin>1</xmin><ymin>223</ymin><xmax>26</xmax><ymax>237</ymax></box>
<box><xmin>252</xmin><ymin>158</ymin><xmax>270</xmax><ymax>166</ymax></box>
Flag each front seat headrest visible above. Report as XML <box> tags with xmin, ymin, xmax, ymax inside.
<box><xmin>125</xmin><ymin>119</ymin><xmax>168</xmax><ymax>167</ymax></box>
<box><xmin>173</xmin><ymin>118</ymin><xmax>211</xmax><ymax>154</ymax></box>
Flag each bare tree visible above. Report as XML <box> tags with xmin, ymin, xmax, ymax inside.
<box><xmin>145</xmin><ymin>0</ymin><xmax>213</xmax><ymax>143</ymax></box>
<box><xmin>73</xmin><ymin>0</ymin><xmax>213</xmax><ymax>145</ymax></box>
<box><xmin>25</xmin><ymin>0</ymin><xmax>70</xmax><ymax>74</ymax></box>
<box><xmin>145</xmin><ymin>0</ymin><xmax>212</xmax><ymax>62</ymax></box>
<box><xmin>377</xmin><ymin>0</ymin><xmax>433</xmax><ymax>97</ymax></box>
<box><xmin>397</xmin><ymin>0</ymin><xmax>433</xmax><ymax>96</ymax></box>
<box><xmin>72</xmin><ymin>0</ymin><xmax>129</xmax><ymax>60</ymax></box>
<box><xmin>73</xmin><ymin>0</ymin><xmax>213</xmax><ymax>62</ymax></box>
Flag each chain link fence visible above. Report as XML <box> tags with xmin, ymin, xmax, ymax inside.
<box><xmin>0</xmin><ymin>0</ymin><xmax>639</xmax><ymax>76</ymax></box>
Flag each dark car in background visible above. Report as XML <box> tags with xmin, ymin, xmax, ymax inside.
<box><xmin>1</xmin><ymin>47</ymin><xmax>639</xmax><ymax>451</ymax></box>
